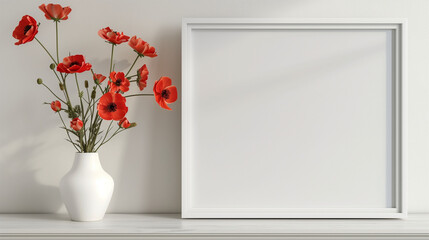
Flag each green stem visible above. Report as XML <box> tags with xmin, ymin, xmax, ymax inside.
<box><xmin>55</xmin><ymin>21</ymin><xmax>59</xmax><ymax>63</ymax></box>
<box><xmin>55</xmin><ymin>23</ymin><xmax>66</xmax><ymax>81</ymax></box>
<box><xmin>75</xmin><ymin>74</ymin><xmax>87</xmax><ymax>147</ymax></box>
<box><xmin>74</xmin><ymin>74</ymin><xmax>83</xmax><ymax>108</ymax></box>
<box><xmin>97</xmin><ymin>84</ymin><xmax>104</xmax><ymax>94</ymax></box>
<box><xmin>90</xmin><ymin>96</ymin><xmax>101</xmax><ymax>142</ymax></box>
<box><xmin>58</xmin><ymin>112</ymin><xmax>80</xmax><ymax>152</ymax></box>
<box><xmin>90</xmin><ymin>115</ymin><xmax>102</xmax><ymax>151</ymax></box>
<box><xmin>77</xmin><ymin>131</ymin><xmax>85</xmax><ymax>152</ymax></box>
<box><xmin>109</xmin><ymin>44</ymin><xmax>115</xmax><ymax>76</ymax></box>
<box><xmin>125</xmin><ymin>55</ymin><xmax>140</xmax><ymax>77</ymax></box>
<box><xmin>35</xmin><ymin>37</ymin><xmax>57</xmax><ymax>65</ymax></box>
<box><xmin>41</xmin><ymin>83</ymin><xmax>66</xmax><ymax>104</ymax></box>
<box><xmin>84</xmin><ymin>96</ymin><xmax>94</xmax><ymax>117</ymax></box>
<box><xmin>61</xmin><ymin>74</ymin><xmax>73</xmax><ymax>110</ymax></box>
<box><xmin>87</xmin><ymin>98</ymin><xmax>95</xmax><ymax>152</ymax></box>
<box><xmin>86</xmin><ymin>88</ymin><xmax>91</xmax><ymax>104</ymax></box>
<box><xmin>51</xmin><ymin>69</ymin><xmax>62</xmax><ymax>84</ymax></box>
<box><xmin>95</xmin><ymin>121</ymin><xmax>114</xmax><ymax>151</ymax></box>
<box><xmin>125</xmin><ymin>93</ymin><xmax>154</xmax><ymax>98</ymax></box>
<box><xmin>51</xmin><ymin>69</ymin><xmax>68</xmax><ymax>100</ymax></box>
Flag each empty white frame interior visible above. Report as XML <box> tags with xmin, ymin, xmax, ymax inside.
<box><xmin>182</xmin><ymin>19</ymin><xmax>406</xmax><ymax>218</ymax></box>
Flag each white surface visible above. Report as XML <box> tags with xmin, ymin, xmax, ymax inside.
<box><xmin>0</xmin><ymin>0</ymin><xmax>428</xmax><ymax>214</ymax></box>
<box><xmin>1</xmin><ymin>214</ymin><xmax>429</xmax><ymax>239</ymax></box>
<box><xmin>182</xmin><ymin>19</ymin><xmax>406</xmax><ymax>218</ymax></box>
<box><xmin>60</xmin><ymin>153</ymin><xmax>113</xmax><ymax>221</ymax></box>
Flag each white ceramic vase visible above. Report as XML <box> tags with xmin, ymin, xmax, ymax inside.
<box><xmin>60</xmin><ymin>153</ymin><xmax>114</xmax><ymax>222</ymax></box>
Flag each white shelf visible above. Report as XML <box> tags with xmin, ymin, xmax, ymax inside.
<box><xmin>1</xmin><ymin>214</ymin><xmax>429</xmax><ymax>239</ymax></box>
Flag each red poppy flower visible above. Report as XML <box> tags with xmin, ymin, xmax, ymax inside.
<box><xmin>12</xmin><ymin>15</ymin><xmax>38</xmax><ymax>45</ymax></box>
<box><xmin>39</xmin><ymin>4</ymin><xmax>71</xmax><ymax>21</ymax></box>
<box><xmin>109</xmin><ymin>72</ymin><xmax>130</xmax><ymax>93</ymax></box>
<box><xmin>153</xmin><ymin>77</ymin><xmax>177</xmax><ymax>110</ymax></box>
<box><xmin>118</xmin><ymin>117</ymin><xmax>131</xmax><ymax>129</ymax></box>
<box><xmin>98</xmin><ymin>27</ymin><xmax>130</xmax><ymax>45</ymax></box>
<box><xmin>128</xmin><ymin>36</ymin><xmax>157</xmax><ymax>58</ymax></box>
<box><xmin>137</xmin><ymin>64</ymin><xmax>149</xmax><ymax>91</ymax></box>
<box><xmin>50</xmin><ymin>100</ymin><xmax>61</xmax><ymax>112</ymax></box>
<box><xmin>93</xmin><ymin>73</ymin><xmax>106</xmax><ymax>84</ymax></box>
<box><xmin>70</xmin><ymin>118</ymin><xmax>83</xmax><ymax>131</ymax></box>
<box><xmin>97</xmin><ymin>92</ymin><xmax>128</xmax><ymax>121</ymax></box>
<box><xmin>57</xmin><ymin>55</ymin><xmax>92</xmax><ymax>74</ymax></box>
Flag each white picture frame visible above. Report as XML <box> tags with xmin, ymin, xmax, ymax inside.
<box><xmin>182</xmin><ymin>18</ymin><xmax>407</xmax><ymax>218</ymax></box>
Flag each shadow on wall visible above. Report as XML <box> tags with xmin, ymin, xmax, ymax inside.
<box><xmin>0</xmin><ymin>129</ymin><xmax>64</xmax><ymax>213</ymax></box>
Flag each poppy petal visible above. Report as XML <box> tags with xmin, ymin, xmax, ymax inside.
<box><xmin>155</xmin><ymin>77</ymin><xmax>172</xmax><ymax>93</ymax></box>
<box><xmin>48</xmin><ymin>4</ymin><xmax>63</xmax><ymax>19</ymax></box>
<box><xmin>158</xmin><ymin>99</ymin><xmax>171</xmax><ymax>110</ymax></box>
<box><xmin>164</xmin><ymin>86</ymin><xmax>177</xmax><ymax>103</ymax></box>
<box><xmin>111</xmin><ymin>108</ymin><xmax>128</xmax><ymax>120</ymax></box>
<box><xmin>98</xmin><ymin>109</ymin><xmax>112</xmax><ymax>120</ymax></box>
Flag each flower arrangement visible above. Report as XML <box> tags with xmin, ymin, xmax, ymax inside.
<box><xmin>12</xmin><ymin>3</ymin><xmax>177</xmax><ymax>153</ymax></box>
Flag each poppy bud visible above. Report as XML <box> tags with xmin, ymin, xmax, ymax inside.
<box><xmin>91</xmin><ymin>90</ymin><xmax>96</xmax><ymax>99</ymax></box>
<box><xmin>50</xmin><ymin>101</ymin><xmax>61</xmax><ymax>112</ymax></box>
<box><xmin>70</xmin><ymin>118</ymin><xmax>83</xmax><ymax>131</ymax></box>
<box><xmin>130</xmin><ymin>123</ymin><xmax>137</xmax><ymax>128</ymax></box>
<box><xmin>59</xmin><ymin>83</ymin><xmax>64</xmax><ymax>91</ymax></box>
<box><xmin>93</xmin><ymin>73</ymin><xmax>106</xmax><ymax>84</ymax></box>
<box><xmin>49</xmin><ymin>63</ymin><xmax>55</xmax><ymax>70</ymax></box>
<box><xmin>37</xmin><ymin>78</ymin><xmax>43</xmax><ymax>84</ymax></box>
<box><xmin>118</xmin><ymin>118</ymin><xmax>131</xmax><ymax>128</ymax></box>
<box><xmin>84</xmin><ymin>80</ymin><xmax>89</xmax><ymax>88</ymax></box>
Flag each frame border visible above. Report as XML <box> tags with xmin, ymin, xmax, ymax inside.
<box><xmin>182</xmin><ymin>18</ymin><xmax>407</xmax><ymax>218</ymax></box>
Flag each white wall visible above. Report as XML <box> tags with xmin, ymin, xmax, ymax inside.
<box><xmin>0</xmin><ymin>0</ymin><xmax>428</xmax><ymax>213</ymax></box>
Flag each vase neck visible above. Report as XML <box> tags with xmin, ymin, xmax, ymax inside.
<box><xmin>72</xmin><ymin>153</ymin><xmax>102</xmax><ymax>171</ymax></box>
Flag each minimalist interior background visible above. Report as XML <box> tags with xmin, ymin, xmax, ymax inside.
<box><xmin>0</xmin><ymin>0</ymin><xmax>428</xmax><ymax>214</ymax></box>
